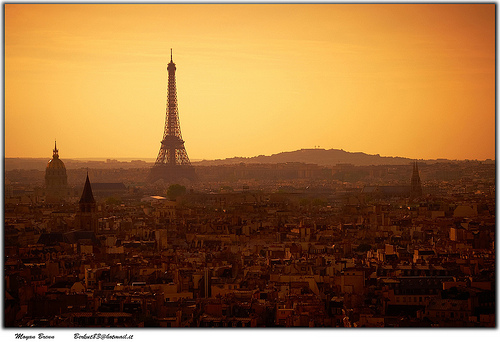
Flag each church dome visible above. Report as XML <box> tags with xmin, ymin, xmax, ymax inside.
<box><xmin>46</xmin><ymin>142</ymin><xmax>67</xmax><ymax>173</ymax></box>
<box><xmin>45</xmin><ymin>141</ymin><xmax>68</xmax><ymax>203</ymax></box>
<box><xmin>47</xmin><ymin>155</ymin><xmax>66</xmax><ymax>170</ymax></box>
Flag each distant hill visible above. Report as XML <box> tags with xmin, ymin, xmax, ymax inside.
<box><xmin>5</xmin><ymin>149</ymin><xmax>493</xmax><ymax>171</ymax></box>
<box><xmin>193</xmin><ymin>148</ymin><xmax>456</xmax><ymax>166</ymax></box>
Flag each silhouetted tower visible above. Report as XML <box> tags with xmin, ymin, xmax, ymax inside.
<box><xmin>149</xmin><ymin>49</ymin><xmax>196</xmax><ymax>183</ymax></box>
<box><xmin>410</xmin><ymin>161</ymin><xmax>422</xmax><ymax>198</ymax></box>
<box><xmin>76</xmin><ymin>173</ymin><xmax>98</xmax><ymax>233</ymax></box>
<box><xmin>45</xmin><ymin>140</ymin><xmax>69</xmax><ymax>203</ymax></box>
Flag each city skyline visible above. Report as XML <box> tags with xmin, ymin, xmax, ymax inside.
<box><xmin>5</xmin><ymin>3</ymin><xmax>495</xmax><ymax>161</ymax></box>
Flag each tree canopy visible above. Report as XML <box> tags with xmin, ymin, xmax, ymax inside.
<box><xmin>167</xmin><ymin>184</ymin><xmax>186</xmax><ymax>200</ymax></box>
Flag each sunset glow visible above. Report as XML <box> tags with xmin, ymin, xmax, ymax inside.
<box><xmin>4</xmin><ymin>3</ymin><xmax>495</xmax><ymax>161</ymax></box>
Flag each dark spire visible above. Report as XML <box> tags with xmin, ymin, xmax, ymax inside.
<box><xmin>170</xmin><ymin>48</ymin><xmax>173</xmax><ymax>62</ymax></box>
<box><xmin>79</xmin><ymin>173</ymin><xmax>95</xmax><ymax>204</ymax></box>
<box><xmin>410</xmin><ymin>160</ymin><xmax>422</xmax><ymax>198</ymax></box>
<box><xmin>53</xmin><ymin>140</ymin><xmax>59</xmax><ymax>159</ymax></box>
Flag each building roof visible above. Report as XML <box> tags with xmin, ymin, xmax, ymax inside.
<box><xmin>426</xmin><ymin>298</ymin><xmax>469</xmax><ymax>312</ymax></box>
<box><xmin>66</xmin><ymin>312</ymin><xmax>132</xmax><ymax>317</ymax></box>
<box><xmin>64</xmin><ymin>230</ymin><xmax>101</xmax><ymax>246</ymax></box>
<box><xmin>37</xmin><ymin>232</ymin><xmax>70</xmax><ymax>245</ymax></box>
<box><xmin>92</xmin><ymin>183</ymin><xmax>127</xmax><ymax>191</ymax></box>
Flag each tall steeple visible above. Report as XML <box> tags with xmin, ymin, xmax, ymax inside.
<box><xmin>76</xmin><ymin>172</ymin><xmax>98</xmax><ymax>233</ymax></box>
<box><xmin>79</xmin><ymin>172</ymin><xmax>95</xmax><ymax>205</ymax></box>
<box><xmin>410</xmin><ymin>161</ymin><xmax>422</xmax><ymax>199</ymax></box>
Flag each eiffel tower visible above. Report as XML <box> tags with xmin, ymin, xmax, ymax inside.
<box><xmin>149</xmin><ymin>50</ymin><xmax>196</xmax><ymax>183</ymax></box>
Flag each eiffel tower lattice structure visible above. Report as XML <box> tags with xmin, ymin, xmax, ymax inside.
<box><xmin>149</xmin><ymin>50</ymin><xmax>196</xmax><ymax>183</ymax></box>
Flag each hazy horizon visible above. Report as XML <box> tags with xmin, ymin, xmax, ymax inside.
<box><xmin>4</xmin><ymin>146</ymin><xmax>495</xmax><ymax>163</ymax></box>
<box><xmin>5</xmin><ymin>4</ymin><xmax>495</xmax><ymax>161</ymax></box>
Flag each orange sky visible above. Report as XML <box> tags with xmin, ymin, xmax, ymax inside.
<box><xmin>4</xmin><ymin>3</ymin><xmax>496</xmax><ymax>161</ymax></box>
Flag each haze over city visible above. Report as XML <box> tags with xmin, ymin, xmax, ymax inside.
<box><xmin>3</xmin><ymin>3</ymin><xmax>497</xmax><ymax>334</ymax></box>
<box><xmin>5</xmin><ymin>3</ymin><xmax>495</xmax><ymax>161</ymax></box>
